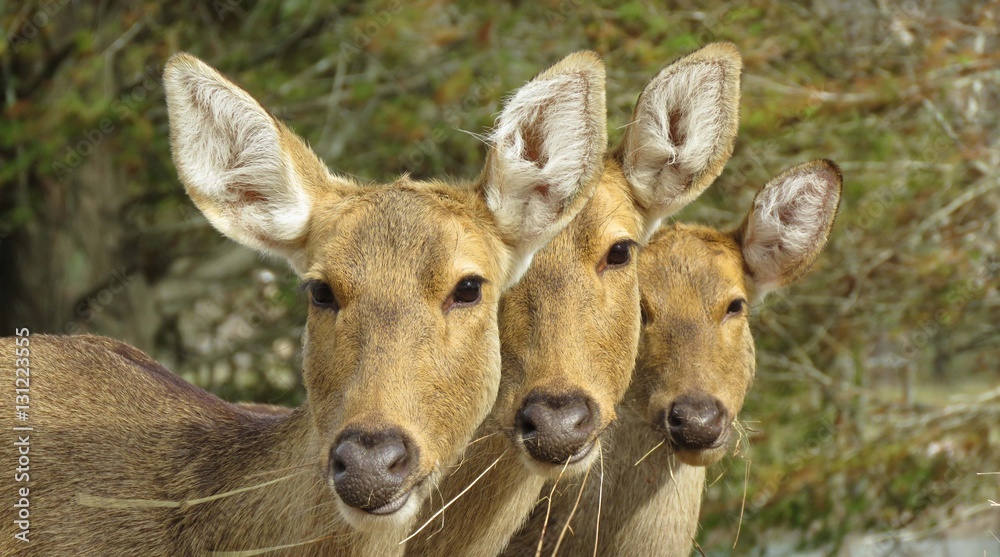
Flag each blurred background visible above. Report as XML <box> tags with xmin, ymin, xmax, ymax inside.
<box><xmin>1</xmin><ymin>1</ymin><xmax>997</xmax><ymax>554</ymax></box>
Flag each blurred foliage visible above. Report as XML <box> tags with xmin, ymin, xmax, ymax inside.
<box><xmin>1</xmin><ymin>0</ymin><xmax>998</xmax><ymax>554</ymax></box>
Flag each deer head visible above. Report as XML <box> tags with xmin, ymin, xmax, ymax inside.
<box><xmin>635</xmin><ymin>159</ymin><xmax>842</xmax><ymax>466</ymax></box>
<box><xmin>494</xmin><ymin>43</ymin><xmax>743</xmax><ymax>475</ymax></box>
<box><xmin>163</xmin><ymin>51</ymin><xmax>606</xmax><ymax>526</ymax></box>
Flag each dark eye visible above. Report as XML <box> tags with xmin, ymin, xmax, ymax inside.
<box><xmin>446</xmin><ymin>276</ymin><xmax>483</xmax><ymax>311</ymax></box>
<box><xmin>604</xmin><ymin>240</ymin><xmax>633</xmax><ymax>269</ymax></box>
<box><xmin>725</xmin><ymin>298</ymin><xmax>746</xmax><ymax>317</ymax></box>
<box><xmin>308</xmin><ymin>282</ymin><xmax>338</xmax><ymax>311</ymax></box>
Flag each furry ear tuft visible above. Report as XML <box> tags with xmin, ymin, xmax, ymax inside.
<box><xmin>164</xmin><ymin>53</ymin><xmax>336</xmax><ymax>273</ymax></box>
<box><xmin>621</xmin><ymin>43</ymin><xmax>743</xmax><ymax>240</ymax></box>
<box><xmin>482</xmin><ymin>51</ymin><xmax>607</xmax><ymax>286</ymax></box>
<box><xmin>739</xmin><ymin>159</ymin><xmax>842</xmax><ymax>300</ymax></box>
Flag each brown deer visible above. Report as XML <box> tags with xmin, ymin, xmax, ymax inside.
<box><xmin>404</xmin><ymin>43</ymin><xmax>743</xmax><ymax>557</ymax></box>
<box><xmin>0</xmin><ymin>51</ymin><xmax>608</xmax><ymax>556</ymax></box>
<box><xmin>508</xmin><ymin>159</ymin><xmax>843</xmax><ymax>556</ymax></box>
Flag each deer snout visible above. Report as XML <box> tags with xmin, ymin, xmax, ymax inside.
<box><xmin>516</xmin><ymin>391</ymin><xmax>599</xmax><ymax>464</ymax></box>
<box><xmin>661</xmin><ymin>393</ymin><xmax>730</xmax><ymax>451</ymax></box>
<box><xmin>329</xmin><ymin>428</ymin><xmax>418</xmax><ymax>515</ymax></box>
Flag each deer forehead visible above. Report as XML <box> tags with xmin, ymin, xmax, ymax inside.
<box><xmin>571</xmin><ymin>169</ymin><xmax>645</xmax><ymax>249</ymax></box>
<box><xmin>523</xmin><ymin>173</ymin><xmax>644</xmax><ymax>279</ymax></box>
<box><xmin>642</xmin><ymin>225</ymin><xmax>747</xmax><ymax>316</ymax></box>
<box><xmin>306</xmin><ymin>185</ymin><xmax>508</xmax><ymax>299</ymax></box>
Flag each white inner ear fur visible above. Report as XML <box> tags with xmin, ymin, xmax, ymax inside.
<box><xmin>486</xmin><ymin>74</ymin><xmax>595</xmax><ymax>237</ymax></box>
<box><xmin>166</xmin><ymin>58</ymin><xmax>312</xmax><ymax>261</ymax></box>
<box><xmin>624</xmin><ymin>62</ymin><xmax>727</xmax><ymax>237</ymax></box>
<box><xmin>743</xmin><ymin>169</ymin><xmax>832</xmax><ymax>293</ymax></box>
<box><xmin>485</xmin><ymin>72</ymin><xmax>600</xmax><ymax>286</ymax></box>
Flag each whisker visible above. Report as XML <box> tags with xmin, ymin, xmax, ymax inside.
<box><xmin>465</xmin><ymin>431</ymin><xmax>500</xmax><ymax>449</ymax></box>
<box><xmin>207</xmin><ymin>533</ymin><xmax>340</xmax><ymax>556</ymax></box>
<box><xmin>708</xmin><ymin>467</ymin><xmax>726</xmax><ymax>487</ymax></box>
<box><xmin>398</xmin><ymin>449</ymin><xmax>509</xmax><ymax>545</ymax></box>
<box><xmin>730</xmin><ymin>419</ymin><xmax>750</xmax><ymax>459</ymax></box>
<box><xmin>593</xmin><ymin>445</ymin><xmax>604</xmax><ymax>557</ymax></box>
<box><xmin>534</xmin><ymin>458</ymin><xmax>572</xmax><ymax>557</ymax></box>
<box><xmin>293</xmin><ymin>499</ymin><xmax>338</xmax><ymax>519</ymax></box>
<box><xmin>245</xmin><ymin>462</ymin><xmax>314</xmax><ymax>478</ymax></box>
<box><xmin>551</xmin><ymin>456</ymin><xmax>593</xmax><ymax>556</ymax></box>
<box><xmin>733</xmin><ymin>458</ymin><xmax>751</xmax><ymax>549</ymax></box>
<box><xmin>450</xmin><ymin>431</ymin><xmax>501</xmax><ymax>475</ymax></box>
<box><xmin>288</xmin><ymin>477</ymin><xmax>336</xmax><ymax>520</ymax></box>
<box><xmin>75</xmin><ymin>494</ymin><xmax>178</xmax><ymax>509</ymax></box>
<box><xmin>426</xmin><ymin>483</ymin><xmax>447</xmax><ymax>540</ymax></box>
<box><xmin>76</xmin><ymin>471</ymin><xmax>307</xmax><ymax>510</ymax></box>
<box><xmin>669</xmin><ymin>454</ymin><xmax>681</xmax><ymax>499</ymax></box>
<box><xmin>633</xmin><ymin>440</ymin><xmax>665</xmax><ymax>467</ymax></box>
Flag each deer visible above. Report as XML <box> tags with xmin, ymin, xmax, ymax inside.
<box><xmin>507</xmin><ymin>159</ymin><xmax>844</xmax><ymax>556</ymax></box>
<box><xmin>403</xmin><ymin>43</ymin><xmax>743</xmax><ymax>557</ymax></box>
<box><xmin>0</xmin><ymin>50</ymin><xmax>609</xmax><ymax>556</ymax></box>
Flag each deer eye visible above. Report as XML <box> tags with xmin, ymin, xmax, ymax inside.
<box><xmin>308</xmin><ymin>281</ymin><xmax>338</xmax><ymax>311</ymax></box>
<box><xmin>445</xmin><ymin>276</ymin><xmax>484</xmax><ymax>312</ymax></box>
<box><xmin>601</xmin><ymin>240</ymin><xmax>635</xmax><ymax>272</ymax></box>
<box><xmin>725</xmin><ymin>298</ymin><xmax>746</xmax><ymax>318</ymax></box>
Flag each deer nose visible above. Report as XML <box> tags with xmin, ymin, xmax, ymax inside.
<box><xmin>516</xmin><ymin>392</ymin><xmax>599</xmax><ymax>464</ymax></box>
<box><xmin>329</xmin><ymin>428</ymin><xmax>417</xmax><ymax>514</ymax></box>
<box><xmin>664</xmin><ymin>394</ymin><xmax>729</xmax><ymax>450</ymax></box>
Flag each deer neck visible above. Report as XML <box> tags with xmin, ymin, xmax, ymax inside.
<box><xmin>590</xmin><ymin>390</ymin><xmax>706</xmax><ymax>556</ymax></box>
<box><xmin>403</xmin><ymin>416</ymin><xmax>548</xmax><ymax>557</ymax></box>
<box><xmin>177</xmin><ymin>404</ymin><xmax>404</xmax><ymax>556</ymax></box>
<box><xmin>508</xmin><ymin>394</ymin><xmax>706</xmax><ymax>557</ymax></box>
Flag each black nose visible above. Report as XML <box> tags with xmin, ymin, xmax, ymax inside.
<box><xmin>516</xmin><ymin>392</ymin><xmax>599</xmax><ymax>464</ymax></box>
<box><xmin>330</xmin><ymin>428</ymin><xmax>417</xmax><ymax>513</ymax></box>
<box><xmin>663</xmin><ymin>394</ymin><xmax>729</xmax><ymax>450</ymax></box>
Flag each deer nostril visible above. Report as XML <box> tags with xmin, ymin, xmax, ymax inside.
<box><xmin>329</xmin><ymin>427</ymin><xmax>419</xmax><ymax>513</ymax></box>
<box><xmin>519</xmin><ymin>415</ymin><xmax>538</xmax><ymax>437</ymax></box>
<box><xmin>330</xmin><ymin>454</ymin><xmax>347</xmax><ymax>476</ymax></box>
<box><xmin>515</xmin><ymin>392</ymin><xmax>600</xmax><ymax>464</ymax></box>
<box><xmin>665</xmin><ymin>394</ymin><xmax>729</xmax><ymax>450</ymax></box>
<box><xmin>667</xmin><ymin>407</ymin><xmax>685</xmax><ymax>428</ymax></box>
<box><xmin>387</xmin><ymin>450</ymin><xmax>409</xmax><ymax>475</ymax></box>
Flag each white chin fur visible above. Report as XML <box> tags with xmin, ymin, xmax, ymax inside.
<box><xmin>517</xmin><ymin>441</ymin><xmax>600</xmax><ymax>480</ymax></box>
<box><xmin>335</xmin><ymin>495</ymin><xmax>421</xmax><ymax>532</ymax></box>
<box><xmin>673</xmin><ymin>445</ymin><xmax>728</xmax><ymax>468</ymax></box>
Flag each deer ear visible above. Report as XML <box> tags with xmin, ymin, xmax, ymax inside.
<box><xmin>737</xmin><ymin>159</ymin><xmax>842</xmax><ymax>301</ymax></box>
<box><xmin>164</xmin><ymin>53</ymin><xmax>347</xmax><ymax>274</ymax></box>
<box><xmin>620</xmin><ymin>43</ymin><xmax>742</xmax><ymax>241</ymax></box>
<box><xmin>481</xmin><ymin>51</ymin><xmax>607</xmax><ymax>287</ymax></box>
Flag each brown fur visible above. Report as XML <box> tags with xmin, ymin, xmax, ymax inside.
<box><xmin>403</xmin><ymin>160</ymin><xmax>645</xmax><ymax>557</ymax></box>
<box><xmin>507</xmin><ymin>160</ymin><xmax>842</xmax><ymax>556</ymax></box>
<box><xmin>0</xmin><ymin>51</ymin><xmax>606</xmax><ymax>556</ymax></box>
<box><xmin>404</xmin><ymin>44</ymin><xmax>744</xmax><ymax>557</ymax></box>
